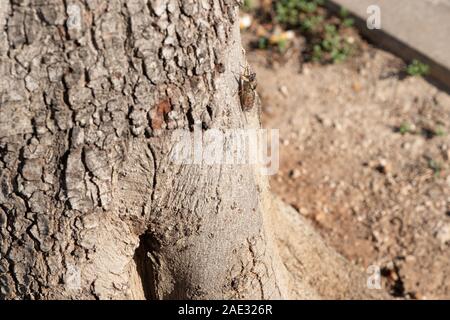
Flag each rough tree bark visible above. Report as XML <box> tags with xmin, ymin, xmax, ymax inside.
<box><xmin>0</xmin><ymin>0</ymin><xmax>386</xmax><ymax>300</ymax></box>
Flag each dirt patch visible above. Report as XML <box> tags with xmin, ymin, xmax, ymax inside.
<box><xmin>244</xmin><ymin>34</ymin><xmax>450</xmax><ymax>299</ymax></box>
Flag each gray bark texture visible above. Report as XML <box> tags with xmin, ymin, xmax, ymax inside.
<box><xmin>0</xmin><ymin>0</ymin><xmax>386</xmax><ymax>300</ymax></box>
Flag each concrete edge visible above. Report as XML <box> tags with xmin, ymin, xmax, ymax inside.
<box><xmin>326</xmin><ymin>1</ymin><xmax>450</xmax><ymax>92</ymax></box>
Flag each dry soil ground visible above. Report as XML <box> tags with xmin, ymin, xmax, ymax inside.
<box><xmin>244</xmin><ymin>32</ymin><xmax>450</xmax><ymax>299</ymax></box>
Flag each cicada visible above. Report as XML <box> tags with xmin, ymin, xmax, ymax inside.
<box><xmin>239</xmin><ymin>65</ymin><xmax>257</xmax><ymax>112</ymax></box>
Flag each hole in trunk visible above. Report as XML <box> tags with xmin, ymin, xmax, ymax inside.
<box><xmin>133</xmin><ymin>231</ymin><xmax>160</xmax><ymax>300</ymax></box>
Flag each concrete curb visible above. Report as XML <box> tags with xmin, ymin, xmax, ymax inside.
<box><xmin>327</xmin><ymin>0</ymin><xmax>450</xmax><ymax>91</ymax></box>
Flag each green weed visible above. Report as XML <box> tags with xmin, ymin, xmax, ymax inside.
<box><xmin>406</xmin><ymin>60</ymin><xmax>430</xmax><ymax>77</ymax></box>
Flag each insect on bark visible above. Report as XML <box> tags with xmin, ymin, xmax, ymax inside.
<box><xmin>239</xmin><ymin>65</ymin><xmax>257</xmax><ymax>112</ymax></box>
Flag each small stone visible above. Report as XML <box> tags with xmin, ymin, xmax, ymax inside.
<box><xmin>346</xmin><ymin>36</ymin><xmax>355</xmax><ymax>44</ymax></box>
<box><xmin>401</xmin><ymin>142</ymin><xmax>411</xmax><ymax>150</ymax></box>
<box><xmin>279</xmin><ymin>85</ymin><xmax>289</xmax><ymax>97</ymax></box>
<box><xmin>289</xmin><ymin>169</ymin><xmax>301</xmax><ymax>179</ymax></box>
<box><xmin>375</xmin><ymin>158</ymin><xmax>391</xmax><ymax>174</ymax></box>
<box><xmin>385</xmin><ymin>261</ymin><xmax>395</xmax><ymax>271</ymax></box>
<box><xmin>298</xmin><ymin>207</ymin><xmax>309</xmax><ymax>216</ymax></box>
<box><xmin>315</xmin><ymin>211</ymin><xmax>327</xmax><ymax>224</ymax></box>
<box><xmin>239</xmin><ymin>14</ymin><xmax>252</xmax><ymax>30</ymax></box>
<box><xmin>436</xmin><ymin>224</ymin><xmax>450</xmax><ymax>244</ymax></box>
<box><xmin>316</xmin><ymin>115</ymin><xmax>332</xmax><ymax>127</ymax></box>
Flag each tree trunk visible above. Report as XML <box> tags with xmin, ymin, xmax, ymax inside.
<box><xmin>0</xmin><ymin>0</ymin><xmax>294</xmax><ymax>300</ymax></box>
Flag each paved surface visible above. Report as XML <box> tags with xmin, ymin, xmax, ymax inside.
<box><xmin>329</xmin><ymin>0</ymin><xmax>450</xmax><ymax>89</ymax></box>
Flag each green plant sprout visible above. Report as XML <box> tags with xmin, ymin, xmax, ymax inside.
<box><xmin>274</xmin><ymin>0</ymin><xmax>355</xmax><ymax>63</ymax></box>
<box><xmin>399</xmin><ymin>122</ymin><xmax>412</xmax><ymax>135</ymax></box>
<box><xmin>406</xmin><ymin>60</ymin><xmax>430</xmax><ymax>77</ymax></box>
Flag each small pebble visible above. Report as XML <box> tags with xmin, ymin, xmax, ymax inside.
<box><xmin>279</xmin><ymin>85</ymin><xmax>289</xmax><ymax>97</ymax></box>
<box><xmin>289</xmin><ymin>169</ymin><xmax>301</xmax><ymax>179</ymax></box>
